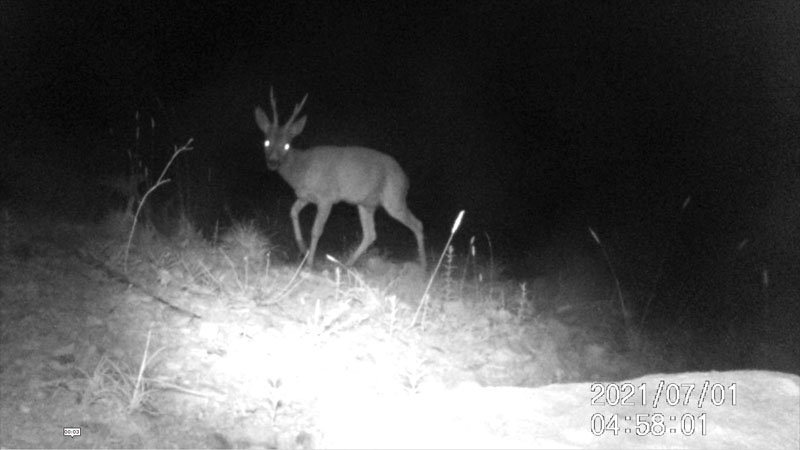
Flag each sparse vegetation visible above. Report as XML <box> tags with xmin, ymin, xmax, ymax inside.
<box><xmin>123</xmin><ymin>139</ymin><xmax>194</xmax><ymax>272</ymax></box>
<box><xmin>1</xmin><ymin>134</ymin><xmax>792</xmax><ymax>448</ymax></box>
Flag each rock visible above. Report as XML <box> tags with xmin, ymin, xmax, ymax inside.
<box><xmin>315</xmin><ymin>370</ymin><xmax>800</xmax><ymax>449</ymax></box>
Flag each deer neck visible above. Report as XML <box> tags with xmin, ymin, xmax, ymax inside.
<box><xmin>276</xmin><ymin>147</ymin><xmax>313</xmax><ymax>190</ymax></box>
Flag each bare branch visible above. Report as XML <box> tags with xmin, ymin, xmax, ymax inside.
<box><xmin>124</xmin><ymin>139</ymin><xmax>194</xmax><ymax>272</ymax></box>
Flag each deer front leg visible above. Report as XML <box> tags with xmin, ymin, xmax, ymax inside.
<box><xmin>346</xmin><ymin>205</ymin><xmax>377</xmax><ymax>266</ymax></box>
<box><xmin>307</xmin><ymin>202</ymin><xmax>332</xmax><ymax>268</ymax></box>
<box><xmin>290</xmin><ymin>199</ymin><xmax>309</xmax><ymax>254</ymax></box>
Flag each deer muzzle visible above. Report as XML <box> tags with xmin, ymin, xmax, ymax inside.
<box><xmin>267</xmin><ymin>158</ymin><xmax>281</xmax><ymax>171</ymax></box>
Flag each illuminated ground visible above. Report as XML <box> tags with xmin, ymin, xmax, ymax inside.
<box><xmin>0</xmin><ymin>211</ymin><xmax>797</xmax><ymax>448</ymax></box>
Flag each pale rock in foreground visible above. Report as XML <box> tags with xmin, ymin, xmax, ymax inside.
<box><xmin>316</xmin><ymin>370</ymin><xmax>800</xmax><ymax>449</ymax></box>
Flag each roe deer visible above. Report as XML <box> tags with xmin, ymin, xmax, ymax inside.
<box><xmin>254</xmin><ymin>90</ymin><xmax>426</xmax><ymax>270</ymax></box>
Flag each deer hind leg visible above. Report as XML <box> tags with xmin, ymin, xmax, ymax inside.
<box><xmin>307</xmin><ymin>202</ymin><xmax>332</xmax><ymax>268</ymax></box>
<box><xmin>384</xmin><ymin>204</ymin><xmax>426</xmax><ymax>270</ymax></box>
<box><xmin>346</xmin><ymin>205</ymin><xmax>377</xmax><ymax>266</ymax></box>
<box><xmin>290</xmin><ymin>199</ymin><xmax>309</xmax><ymax>254</ymax></box>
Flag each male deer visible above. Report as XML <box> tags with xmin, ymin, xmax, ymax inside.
<box><xmin>254</xmin><ymin>90</ymin><xmax>426</xmax><ymax>270</ymax></box>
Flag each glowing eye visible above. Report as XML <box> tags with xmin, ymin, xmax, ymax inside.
<box><xmin>264</xmin><ymin>139</ymin><xmax>270</xmax><ymax>147</ymax></box>
<box><xmin>284</xmin><ymin>143</ymin><xmax>290</xmax><ymax>151</ymax></box>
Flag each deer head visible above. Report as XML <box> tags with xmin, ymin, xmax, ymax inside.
<box><xmin>254</xmin><ymin>87</ymin><xmax>308</xmax><ymax>171</ymax></box>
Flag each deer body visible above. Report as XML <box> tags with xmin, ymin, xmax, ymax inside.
<box><xmin>277</xmin><ymin>145</ymin><xmax>399</xmax><ymax>206</ymax></box>
<box><xmin>255</xmin><ymin>91</ymin><xmax>426</xmax><ymax>269</ymax></box>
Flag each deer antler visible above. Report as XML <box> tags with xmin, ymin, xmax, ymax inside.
<box><xmin>286</xmin><ymin>94</ymin><xmax>308</xmax><ymax>126</ymax></box>
<box><xmin>269</xmin><ymin>86</ymin><xmax>279</xmax><ymax>124</ymax></box>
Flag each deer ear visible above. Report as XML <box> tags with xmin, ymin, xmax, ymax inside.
<box><xmin>254</xmin><ymin>107</ymin><xmax>271</xmax><ymax>133</ymax></box>
<box><xmin>287</xmin><ymin>115</ymin><xmax>307</xmax><ymax>138</ymax></box>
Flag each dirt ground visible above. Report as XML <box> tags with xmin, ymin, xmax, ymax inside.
<box><xmin>1</xmin><ymin>213</ymin><xmax>797</xmax><ymax>449</ymax></box>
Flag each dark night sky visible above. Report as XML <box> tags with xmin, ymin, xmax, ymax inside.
<box><xmin>2</xmin><ymin>0</ymin><xmax>799</xmax><ymax>287</ymax></box>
